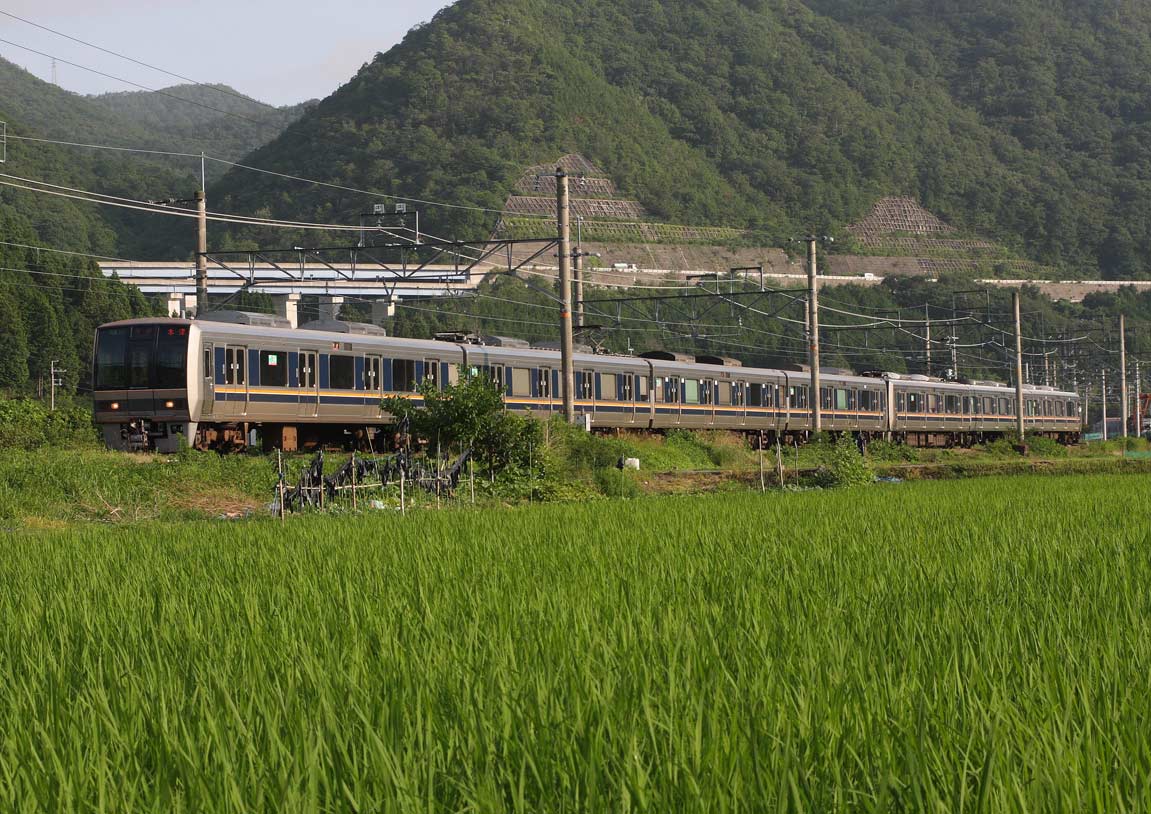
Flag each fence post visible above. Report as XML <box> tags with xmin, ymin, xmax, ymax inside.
<box><xmin>351</xmin><ymin>450</ymin><xmax>358</xmax><ymax>511</ymax></box>
<box><xmin>277</xmin><ymin>449</ymin><xmax>286</xmax><ymax>521</ymax></box>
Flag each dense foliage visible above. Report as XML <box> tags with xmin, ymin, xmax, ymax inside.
<box><xmin>213</xmin><ymin>0</ymin><xmax>1151</xmax><ymax>278</ymax></box>
<box><xmin>4</xmin><ymin>475</ymin><xmax>1151</xmax><ymax>809</ymax></box>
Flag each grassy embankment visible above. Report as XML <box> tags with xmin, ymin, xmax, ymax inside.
<box><xmin>3</xmin><ymin>475</ymin><xmax>1150</xmax><ymax>810</ymax></box>
<box><xmin>2</xmin><ymin>428</ymin><xmax>1150</xmax><ymax>528</ymax></box>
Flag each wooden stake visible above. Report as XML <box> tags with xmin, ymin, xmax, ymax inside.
<box><xmin>351</xmin><ymin>450</ymin><xmax>358</xmax><ymax>511</ymax></box>
<box><xmin>400</xmin><ymin>465</ymin><xmax>406</xmax><ymax>516</ymax></box>
<box><xmin>758</xmin><ymin>432</ymin><xmax>766</xmax><ymax>493</ymax></box>
<box><xmin>276</xmin><ymin>449</ymin><xmax>286</xmax><ymax>521</ymax></box>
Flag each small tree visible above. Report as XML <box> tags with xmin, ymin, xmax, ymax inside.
<box><xmin>382</xmin><ymin>369</ymin><xmax>540</xmax><ymax>472</ymax></box>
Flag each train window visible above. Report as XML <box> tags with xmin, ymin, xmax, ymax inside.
<box><xmin>621</xmin><ymin>374</ymin><xmax>633</xmax><ymax>401</ymax></box>
<box><xmin>600</xmin><ymin>373</ymin><xmax>617</xmax><ymax>400</ymax></box>
<box><xmin>511</xmin><ymin>368</ymin><xmax>532</xmax><ymax>397</ymax></box>
<box><xmin>425</xmin><ymin>360</ymin><xmax>440</xmax><ymax>389</ymax></box>
<box><xmin>203</xmin><ymin>347</ymin><xmax>212</xmax><ymax>381</ymax></box>
<box><xmin>447</xmin><ymin>365</ymin><xmax>460</xmax><ymax>386</ymax></box>
<box><xmin>538</xmin><ymin>368</ymin><xmax>552</xmax><ymax>398</ymax></box>
<box><xmin>329</xmin><ymin>355</ymin><xmax>355</xmax><ymax>389</ymax></box>
<box><xmin>483</xmin><ymin>365</ymin><xmax>504</xmax><ymax>389</ymax></box>
<box><xmin>1000</xmin><ymin>397</ymin><xmax>1010</xmax><ymax>415</ymax></box>
<box><xmin>837</xmin><ymin>389</ymin><xmax>849</xmax><ymax>410</ymax></box>
<box><xmin>94</xmin><ymin>327</ymin><xmax>129</xmax><ymax>388</ymax></box>
<box><xmin>789</xmin><ymin>386</ymin><xmax>808</xmax><ymax>409</ymax></box>
<box><xmin>718</xmin><ymin>382</ymin><xmax>732</xmax><ymax>405</ymax></box>
<box><xmin>260</xmin><ymin>351</ymin><xmax>288</xmax><ymax>388</ymax></box>
<box><xmin>225</xmin><ymin>347</ymin><xmax>246</xmax><ymax>386</ymax></box>
<box><xmin>580</xmin><ymin>371</ymin><xmax>593</xmax><ymax>400</ymax></box>
<box><xmin>654</xmin><ymin>377</ymin><xmax>665</xmax><ymax>403</ymax></box>
<box><xmin>1067</xmin><ymin>400</ymin><xmax>1077</xmax><ymax>417</ymax></box>
<box><xmin>154</xmin><ymin>330</ymin><xmax>188</xmax><ymax>389</ymax></box>
<box><xmin>748</xmin><ymin>383</ymin><xmax>763</xmax><ymax>407</ymax></box>
<box><xmin>392</xmin><ymin>359</ymin><xmax>417</xmax><ymax>392</ymax></box>
<box><xmin>731</xmin><ymin>383</ymin><xmax>744</xmax><ymax>406</ymax></box>
<box><xmin>1044</xmin><ymin>400</ymin><xmax>1052</xmax><ymax>417</ymax></box>
<box><xmin>700</xmin><ymin>381</ymin><xmax>713</xmax><ymax>405</ymax></box>
<box><xmin>945</xmin><ymin>395</ymin><xmax>959</xmax><ymax>414</ymax></box>
<box><xmin>637</xmin><ymin>376</ymin><xmax>648</xmax><ymax>400</ymax></box>
<box><xmin>683</xmin><ymin>379</ymin><xmax>699</xmax><ymax>404</ymax></box>
<box><xmin>907</xmin><ymin>392</ymin><xmax>920</xmax><ymax>413</ymax></box>
<box><xmin>896</xmin><ymin>392</ymin><xmax>905</xmax><ymax>412</ymax></box>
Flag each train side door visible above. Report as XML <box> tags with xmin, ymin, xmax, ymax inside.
<box><xmin>364</xmin><ymin>354</ymin><xmax>383</xmax><ymax>415</ymax></box>
<box><xmin>537</xmin><ymin>366</ymin><xmax>553</xmax><ymax>411</ymax></box>
<box><xmin>224</xmin><ymin>345</ymin><xmax>247</xmax><ymax>416</ymax></box>
<box><xmin>298</xmin><ymin>350</ymin><xmax>319</xmax><ymax>417</ymax></box>
<box><xmin>201</xmin><ymin>343</ymin><xmax>215</xmax><ymax>417</ymax></box>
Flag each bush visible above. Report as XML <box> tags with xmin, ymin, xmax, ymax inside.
<box><xmin>814</xmin><ymin>436</ymin><xmax>875</xmax><ymax>488</ymax></box>
<box><xmin>0</xmin><ymin>398</ymin><xmax>96</xmax><ymax>450</ymax></box>
<box><xmin>866</xmin><ymin>440</ymin><xmax>918</xmax><ymax>462</ymax></box>
<box><xmin>1024</xmin><ymin>433</ymin><xmax>1068</xmax><ymax>458</ymax></box>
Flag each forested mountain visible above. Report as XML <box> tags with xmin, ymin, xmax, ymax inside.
<box><xmin>212</xmin><ymin>0</ymin><xmax>1151</xmax><ymax>279</ymax></box>
<box><xmin>91</xmin><ymin>84</ymin><xmax>316</xmax><ymax>164</ymax></box>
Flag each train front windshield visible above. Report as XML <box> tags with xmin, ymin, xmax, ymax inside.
<box><xmin>94</xmin><ymin>324</ymin><xmax>189</xmax><ymax>390</ymax></box>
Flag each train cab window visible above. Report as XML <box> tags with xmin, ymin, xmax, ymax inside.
<box><xmin>511</xmin><ymin>368</ymin><xmax>532</xmax><ymax>397</ymax></box>
<box><xmin>683</xmin><ymin>379</ymin><xmax>700</xmax><ymax>404</ymax></box>
<box><xmin>748</xmin><ymin>383</ymin><xmax>763</xmax><ymax>407</ymax></box>
<box><xmin>155</xmin><ymin>331</ymin><xmax>188</xmax><ymax>389</ymax></box>
<box><xmin>718</xmin><ymin>382</ymin><xmax>732</xmax><ymax>406</ymax></box>
<box><xmin>600</xmin><ymin>373</ymin><xmax>617</xmax><ymax>400</ymax></box>
<box><xmin>391</xmin><ymin>359</ymin><xmax>417</xmax><ymax>392</ymax></box>
<box><xmin>260</xmin><ymin>351</ymin><xmax>288</xmax><ymax>387</ymax></box>
<box><xmin>225</xmin><ymin>347</ymin><xmax>246</xmax><ymax>386</ymax></box>
<box><xmin>329</xmin><ymin>355</ymin><xmax>355</xmax><ymax>389</ymax></box>
<box><xmin>425</xmin><ymin>360</ymin><xmax>440</xmax><ymax>389</ymax></box>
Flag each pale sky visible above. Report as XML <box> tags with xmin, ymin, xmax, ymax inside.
<box><xmin>0</xmin><ymin>1</ymin><xmax>455</xmax><ymax>106</ymax></box>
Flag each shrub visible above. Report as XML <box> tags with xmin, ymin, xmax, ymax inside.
<box><xmin>0</xmin><ymin>398</ymin><xmax>96</xmax><ymax>450</ymax></box>
<box><xmin>815</xmin><ymin>436</ymin><xmax>875</xmax><ymax>488</ymax></box>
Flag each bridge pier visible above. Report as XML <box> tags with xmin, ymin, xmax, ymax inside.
<box><xmin>165</xmin><ymin>293</ymin><xmax>197</xmax><ymax>318</ymax></box>
<box><xmin>318</xmin><ymin>295</ymin><xmax>344</xmax><ymax>321</ymax></box>
<box><xmin>272</xmin><ymin>293</ymin><xmax>301</xmax><ymax>328</ymax></box>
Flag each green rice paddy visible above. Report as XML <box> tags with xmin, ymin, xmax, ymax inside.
<box><xmin>1</xmin><ymin>475</ymin><xmax>1149</xmax><ymax>811</ymax></box>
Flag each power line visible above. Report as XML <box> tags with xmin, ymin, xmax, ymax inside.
<box><xmin>0</xmin><ymin>10</ymin><xmax>277</xmax><ymax>110</ymax></box>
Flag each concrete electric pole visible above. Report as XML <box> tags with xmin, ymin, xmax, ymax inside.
<box><xmin>1013</xmin><ymin>290</ymin><xmax>1025</xmax><ymax>441</ymax></box>
<box><xmin>556</xmin><ymin>169</ymin><xmax>575</xmax><ymax>423</ymax></box>
<box><xmin>573</xmin><ymin>215</ymin><xmax>584</xmax><ymax>329</ymax></box>
<box><xmin>805</xmin><ymin>236</ymin><xmax>822</xmax><ymax>435</ymax></box>
<box><xmin>195</xmin><ymin>189</ymin><xmax>208</xmax><ymax>316</ymax></box>
<box><xmin>1120</xmin><ymin>313</ymin><xmax>1129</xmax><ymax>438</ymax></box>
<box><xmin>49</xmin><ymin>359</ymin><xmax>64</xmax><ymax>411</ymax></box>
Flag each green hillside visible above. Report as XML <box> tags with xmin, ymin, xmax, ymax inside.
<box><xmin>212</xmin><ymin>0</ymin><xmax>1151</xmax><ymax>278</ymax></box>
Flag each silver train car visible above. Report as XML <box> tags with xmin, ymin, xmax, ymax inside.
<box><xmin>92</xmin><ymin>314</ymin><xmax>1082</xmax><ymax>453</ymax></box>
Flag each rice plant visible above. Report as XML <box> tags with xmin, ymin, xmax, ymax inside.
<box><xmin>0</xmin><ymin>474</ymin><xmax>1148</xmax><ymax>811</ymax></box>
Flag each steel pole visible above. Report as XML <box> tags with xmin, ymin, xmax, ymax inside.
<box><xmin>1014</xmin><ymin>290</ymin><xmax>1025</xmax><ymax>441</ymax></box>
<box><xmin>557</xmin><ymin>169</ymin><xmax>575</xmax><ymax>423</ymax></box>
<box><xmin>807</xmin><ymin>237</ymin><xmax>821</xmax><ymax>434</ymax></box>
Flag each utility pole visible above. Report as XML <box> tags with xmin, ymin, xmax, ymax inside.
<box><xmin>1013</xmin><ymin>290</ymin><xmax>1025</xmax><ymax>441</ymax></box>
<box><xmin>924</xmin><ymin>305</ymin><xmax>932</xmax><ymax>377</ymax></box>
<box><xmin>49</xmin><ymin>360</ymin><xmax>64</xmax><ymax>411</ymax></box>
<box><xmin>195</xmin><ymin>188</ymin><xmax>208</xmax><ymax>316</ymax></box>
<box><xmin>948</xmin><ymin>334</ymin><xmax>959</xmax><ymax>381</ymax></box>
<box><xmin>1120</xmin><ymin>314</ymin><xmax>1129</xmax><ymax>438</ymax></box>
<box><xmin>805</xmin><ymin>236</ymin><xmax>822</xmax><ymax>434</ymax></box>
<box><xmin>1136</xmin><ymin>359</ymin><xmax>1142</xmax><ymax>438</ymax></box>
<box><xmin>573</xmin><ymin>215</ymin><xmax>584</xmax><ymax>329</ymax></box>
<box><xmin>1102</xmin><ymin>370</ymin><xmax>1109</xmax><ymax>441</ymax></box>
<box><xmin>556</xmin><ymin>168</ymin><xmax>575</xmax><ymax>423</ymax></box>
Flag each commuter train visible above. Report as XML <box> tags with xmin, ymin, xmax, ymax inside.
<box><xmin>92</xmin><ymin>313</ymin><xmax>1082</xmax><ymax>453</ymax></box>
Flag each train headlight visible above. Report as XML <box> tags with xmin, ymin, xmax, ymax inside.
<box><xmin>164</xmin><ymin>400</ymin><xmax>175</xmax><ymax>409</ymax></box>
<box><xmin>110</xmin><ymin>402</ymin><xmax>120</xmax><ymax>411</ymax></box>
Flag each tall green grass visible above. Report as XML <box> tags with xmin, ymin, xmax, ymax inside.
<box><xmin>1</xmin><ymin>475</ymin><xmax>1149</xmax><ymax>811</ymax></box>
